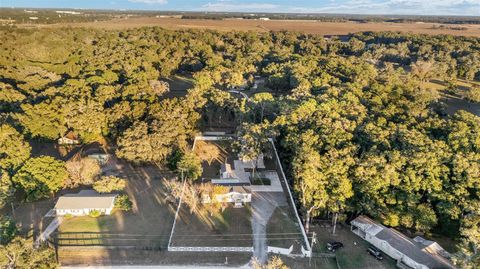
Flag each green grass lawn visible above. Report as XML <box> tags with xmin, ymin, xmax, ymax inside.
<box><xmin>171</xmin><ymin>204</ymin><xmax>253</xmax><ymax>247</ymax></box>
<box><xmin>59</xmin><ymin>214</ymin><xmax>115</xmax><ymax>233</ymax></box>
<box><xmin>312</xmin><ymin>223</ymin><xmax>396</xmax><ymax>269</ymax></box>
<box><xmin>266</xmin><ymin>206</ymin><xmax>304</xmax><ymax>248</ymax></box>
<box><xmin>281</xmin><ymin>255</ymin><xmax>338</xmax><ymax>269</ymax></box>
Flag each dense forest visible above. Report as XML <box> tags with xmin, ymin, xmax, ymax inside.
<box><xmin>0</xmin><ymin>26</ymin><xmax>479</xmax><ymax>267</ymax></box>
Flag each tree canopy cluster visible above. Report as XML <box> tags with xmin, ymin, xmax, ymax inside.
<box><xmin>0</xmin><ymin>26</ymin><xmax>479</xmax><ymax>266</ymax></box>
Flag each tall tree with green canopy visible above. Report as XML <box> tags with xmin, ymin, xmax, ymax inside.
<box><xmin>0</xmin><ymin>124</ymin><xmax>31</xmax><ymax>174</ymax></box>
<box><xmin>0</xmin><ymin>172</ymin><xmax>13</xmax><ymax>208</ymax></box>
<box><xmin>12</xmin><ymin>156</ymin><xmax>67</xmax><ymax>201</ymax></box>
<box><xmin>0</xmin><ymin>237</ymin><xmax>57</xmax><ymax>268</ymax></box>
<box><xmin>177</xmin><ymin>152</ymin><xmax>203</xmax><ymax>180</ymax></box>
<box><xmin>237</xmin><ymin>122</ymin><xmax>275</xmax><ymax>179</ymax></box>
<box><xmin>15</xmin><ymin>98</ymin><xmax>66</xmax><ymax>140</ymax></box>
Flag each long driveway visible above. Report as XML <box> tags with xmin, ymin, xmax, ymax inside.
<box><xmin>251</xmin><ymin>192</ymin><xmax>287</xmax><ymax>263</ymax></box>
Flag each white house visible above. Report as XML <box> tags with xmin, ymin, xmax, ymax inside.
<box><xmin>202</xmin><ymin>186</ymin><xmax>252</xmax><ymax>208</ymax></box>
<box><xmin>351</xmin><ymin>216</ymin><xmax>455</xmax><ymax>269</ymax></box>
<box><xmin>58</xmin><ymin>131</ymin><xmax>80</xmax><ymax>145</ymax></box>
<box><xmin>54</xmin><ymin>190</ymin><xmax>117</xmax><ymax>216</ymax></box>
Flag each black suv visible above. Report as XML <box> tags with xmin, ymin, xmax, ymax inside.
<box><xmin>326</xmin><ymin>241</ymin><xmax>344</xmax><ymax>252</ymax></box>
<box><xmin>367</xmin><ymin>246</ymin><xmax>384</xmax><ymax>260</ymax></box>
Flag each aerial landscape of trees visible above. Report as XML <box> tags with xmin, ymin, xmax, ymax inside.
<box><xmin>0</xmin><ymin>24</ymin><xmax>479</xmax><ymax>267</ymax></box>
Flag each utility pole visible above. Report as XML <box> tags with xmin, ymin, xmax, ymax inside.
<box><xmin>332</xmin><ymin>212</ymin><xmax>338</xmax><ymax>235</ymax></box>
<box><xmin>11</xmin><ymin>202</ymin><xmax>15</xmax><ymax>218</ymax></box>
<box><xmin>309</xmin><ymin>231</ymin><xmax>317</xmax><ymax>267</ymax></box>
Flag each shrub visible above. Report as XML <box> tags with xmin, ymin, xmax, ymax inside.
<box><xmin>64</xmin><ymin>213</ymin><xmax>73</xmax><ymax>219</ymax></box>
<box><xmin>88</xmin><ymin>210</ymin><xmax>101</xmax><ymax>218</ymax></box>
<box><xmin>177</xmin><ymin>151</ymin><xmax>202</xmax><ymax>180</ymax></box>
<box><xmin>465</xmin><ymin>86</ymin><xmax>480</xmax><ymax>103</ymax></box>
<box><xmin>251</xmin><ymin>177</ymin><xmax>271</xmax><ymax>185</ymax></box>
<box><xmin>93</xmin><ymin>176</ymin><xmax>126</xmax><ymax>193</ymax></box>
<box><xmin>114</xmin><ymin>194</ymin><xmax>132</xmax><ymax>211</ymax></box>
<box><xmin>0</xmin><ymin>216</ymin><xmax>17</xmax><ymax>245</ymax></box>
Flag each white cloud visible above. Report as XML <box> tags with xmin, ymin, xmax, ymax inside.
<box><xmin>289</xmin><ymin>0</ymin><xmax>480</xmax><ymax>15</ymax></box>
<box><xmin>128</xmin><ymin>0</ymin><xmax>168</xmax><ymax>4</ymax></box>
<box><xmin>202</xmin><ymin>2</ymin><xmax>279</xmax><ymax>12</ymax></box>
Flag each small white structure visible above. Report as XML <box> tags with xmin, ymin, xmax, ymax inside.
<box><xmin>220</xmin><ymin>163</ymin><xmax>236</xmax><ymax>179</ymax></box>
<box><xmin>351</xmin><ymin>216</ymin><xmax>455</xmax><ymax>269</ymax></box>
<box><xmin>87</xmin><ymin>153</ymin><xmax>110</xmax><ymax>165</ymax></box>
<box><xmin>54</xmin><ymin>190</ymin><xmax>117</xmax><ymax>216</ymax></box>
<box><xmin>58</xmin><ymin>131</ymin><xmax>80</xmax><ymax>145</ymax></box>
<box><xmin>203</xmin><ymin>186</ymin><xmax>252</xmax><ymax>208</ymax></box>
<box><xmin>55</xmin><ymin>10</ymin><xmax>82</xmax><ymax>15</ymax></box>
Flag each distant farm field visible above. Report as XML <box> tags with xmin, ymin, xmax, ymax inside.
<box><xmin>21</xmin><ymin>17</ymin><xmax>480</xmax><ymax>37</ymax></box>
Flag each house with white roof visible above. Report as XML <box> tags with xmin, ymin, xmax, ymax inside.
<box><xmin>54</xmin><ymin>190</ymin><xmax>117</xmax><ymax>216</ymax></box>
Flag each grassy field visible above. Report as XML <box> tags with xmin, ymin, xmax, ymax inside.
<box><xmin>58</xmin><ymin>248</ymin><xmax>252</xmax><ymax>266</ymax></box>
<box><xmin>55</xmin><ymin>158</ymin><xmax>177</xmax><ymax>249</ymax></box>
<box><xmin>170</xmin><ymin>204</ymin><xmax>253</xmax><ymax>247</ymax></box>
<box><xmin>422</xmin><ymin>79</ymin><xmax>480</xmax><ymax>116</ymax></box>
<box><xmin>24</xmin><ymin>17</ymin><xmax>480</xmax><ymax>37</ymax></box>
<box><xmin>311</xmin><ymin>223</ymin><xmax>397</xmax><ymax>269</ymax></box>
<box><xmin>266</xmin><ymin>206</ymin><xmax>305</xmax><ymax>248</ymax></box>
<box><xmin>193</xmin><ymin>139</ymin><xmax>236</xmax><ymax>179</ymax></box>
<box><xmin>281</xmin><ymin>255</ymin><xmax>338</xmax><ymax>269</ymax></box>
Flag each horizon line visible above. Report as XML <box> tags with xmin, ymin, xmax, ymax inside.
<box><xmin>0</xmin><ymin>6</ymin><xmax>477</xmax><ymax>18</ymax></box>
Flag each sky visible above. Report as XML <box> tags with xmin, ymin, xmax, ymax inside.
<box><xmin>1</xmin><ymin>0</ymin><xmax>479</xmax><ymax>16</ymax></box>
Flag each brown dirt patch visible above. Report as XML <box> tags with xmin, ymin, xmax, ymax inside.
<box><xmin>20</xmin><ymin>17</ymin><xmax>480</xmax><ymax>37</ymax></box>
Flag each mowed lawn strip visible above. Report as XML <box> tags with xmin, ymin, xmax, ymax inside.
<box><xmin>171</xmin><ymin>204</ymin><xmax>253</xmax><ymax>247</ymax></box>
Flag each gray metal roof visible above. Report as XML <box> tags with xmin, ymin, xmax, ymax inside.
<box><xmin>54</xmin><ymin>190</ymin><xmax>117</xmax><ymax>210</ymax></box>
<box><xmin>352</xmin><ymin>216</ymin><xmax>455</xmax><ymax>269</ymax></box>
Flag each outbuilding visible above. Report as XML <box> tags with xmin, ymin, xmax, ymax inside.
<box><xmin>351</xmin><ymin>216</ymin><xmax>455</xmax><ymax>269</ymax></box>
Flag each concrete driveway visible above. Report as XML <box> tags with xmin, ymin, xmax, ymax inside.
<box><xmin>251</xmin><ymin>192</ymin><xmax>288</xmax><ymax>263</ymax></box>
<box><xmin>35</xmin><ymin>216</ymin><xmax>63</xmax><ymax>247</ymax></box>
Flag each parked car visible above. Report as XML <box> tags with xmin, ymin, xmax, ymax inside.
<box><xmin>367</xmin><ymin>246</ymin><xmax>384</xmax><ymax>260</ymax></box>
<box><xmin>327</xmin><ymin>241</ymin><xmax>344</xmax><ymax>252</ymax></box>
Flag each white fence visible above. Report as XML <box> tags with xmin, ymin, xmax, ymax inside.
<box><xmin>192</xmin><ymin>135</ymin><xmax>232</xmax><ymax>151</ymax></box>
<box><xmin>269</xmin><ymin>138</ymin><xmax>312</xmax><ymax>255</ymax></box>
<box><xmin>168</xmin><ymin>246</ymin><xmax>253</xmax><ymax>252</ymax></box>
<box><xmin>267</xmin><ymin>245</ymin><xmax>293</xmax><ymax>255</ymax></box>
<box><xmin>301</xmin><ymin>245</ymin><xmax>312</xmax><ymax>257</ymax></box>
<box><xmin>211</xmin><ymin>178</ymin><xmax>241</xmax><ymax>184</ymax></box>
